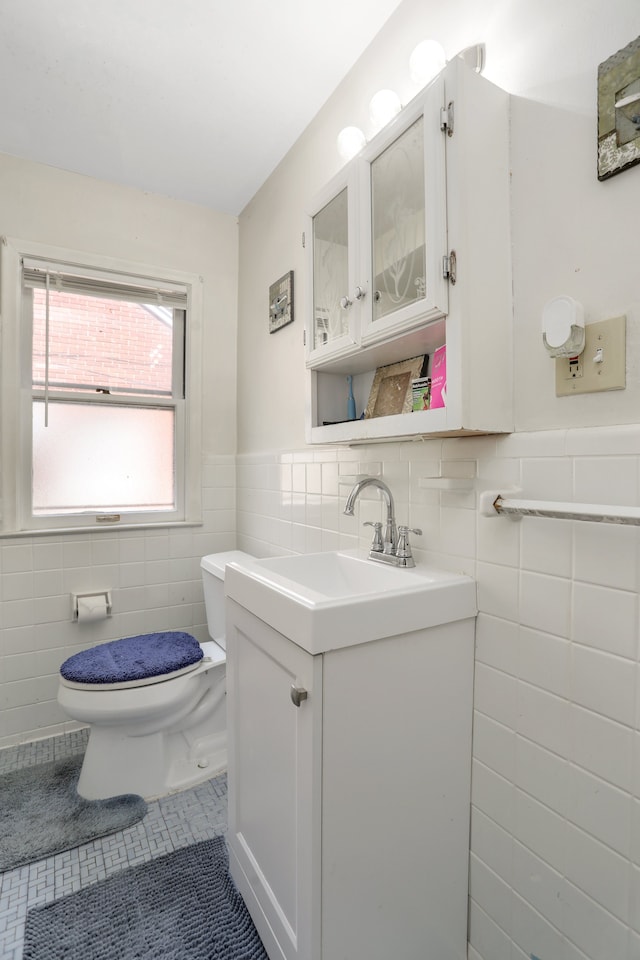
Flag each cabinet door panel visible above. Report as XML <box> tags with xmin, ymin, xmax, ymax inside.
<box><xmin>371</xmin><ymin>115</ymin><xmax>426</xmax><ymax>322</ymax></box>
<box><xmin>306</xmin><ymin>170</ymin><xmax>360</xmax><ymax>368</ymax></box>
<box><xmin>312</xmin><ymin>188</ymin><xmax>350</xmax><ymax>350</ymax></box>
<box><xmin>361</xmin><ymin>75</ymin><xmax>448</xmax><ymax>346</ymax></box>
<box><xmin>226</xmin><ymin>600</ymin><xmax>321</xmax><ymax>960</ymax></box>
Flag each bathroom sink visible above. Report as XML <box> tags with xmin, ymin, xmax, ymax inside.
<box><xmin>224</xmin><ymin>550</ymin><xmax>476</xmax><ymax>654</ymax></box>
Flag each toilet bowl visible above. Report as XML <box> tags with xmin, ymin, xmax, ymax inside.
<box><xmin>57</xmin><ymin>549</ymin><xmax>254</xmax><ymax>801</ymax></box>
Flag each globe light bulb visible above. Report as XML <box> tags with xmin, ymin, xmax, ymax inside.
<box><xmin>369</xmin><ymin>89</ymin><xmax>402</xmax><ymax>131</ymax></box>
<box><xmin>336</xmin><ymin>126</ymin><xmax>366</xmax><ymax>161</ymax></box>
<box><xmin>409</xmin><ymin>39</ymin><xmax>446</xmax><ymax>87</ymax></box>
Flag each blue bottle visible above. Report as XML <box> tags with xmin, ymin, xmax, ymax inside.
<box><xmin>347</xmin><ymin>376</ymin><xmax>356</xmax><ymax>420</ymax></box>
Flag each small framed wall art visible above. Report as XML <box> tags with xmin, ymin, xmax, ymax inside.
<box><xmin>268</xmin><ymin>270</ymin><xmax>294</xmax><ymax>333</ymax></box>
<box><xmin>597</xmin><ymin>35</ymin><xmax>640</xmax><ymax>181</ymax></box>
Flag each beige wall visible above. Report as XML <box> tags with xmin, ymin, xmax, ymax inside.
<box><xmin>0</xmin><ymin>152</ymin><xmax>239</xmax><ymax>457</ymax></box>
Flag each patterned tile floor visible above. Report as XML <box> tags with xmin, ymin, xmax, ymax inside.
<box><xmin>0</xmin><ymin>730</ymin><xmax>228</xmax><ymax>960</ymax></box>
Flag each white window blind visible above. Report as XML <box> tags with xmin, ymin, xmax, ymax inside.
<box><xmin>22</xmin><ymin>257</ymin><xmax>189</xmax><ymax>308</ymax></box>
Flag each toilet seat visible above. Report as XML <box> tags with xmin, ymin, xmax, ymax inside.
<box><xmin>59</xmin><ymin>631</ymin><xmax>205</xmax><ymax>692</ymax></box>
<box><xmin>59</xmin><ymin>660</ymin><xmax>206</xmax><ymax>691</ymax></box>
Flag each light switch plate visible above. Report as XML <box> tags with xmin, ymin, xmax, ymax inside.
<box><xmin>555</xmin><ymin>315</ymin><xmax>626</xmax><ymax>396</ymax></box>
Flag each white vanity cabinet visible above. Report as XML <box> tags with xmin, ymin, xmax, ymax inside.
<box><xmin>225</xmin><ymin>596</ymin><xmax>476</xmax><ymax>960</ymax></box>
<box><xmin>305</xmin><ymin>58</ymin><xmax>512</xmax><ymax>443</ymax></box>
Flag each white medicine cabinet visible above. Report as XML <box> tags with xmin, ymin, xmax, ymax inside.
<box><xmin>308</xmin><ymin>77</ymin><xmax>447</xmax><ymax>366</ymax></box>
<box><xmin>305</xmin><ymin>59</ymin><xmax>513</xmax><ymax>444</ymax></box>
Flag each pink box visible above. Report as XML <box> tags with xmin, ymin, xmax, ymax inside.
<box><xmin>430</xmin><ymin>345</ymin><xmax>446</xmax><ymax>408</ymax></box>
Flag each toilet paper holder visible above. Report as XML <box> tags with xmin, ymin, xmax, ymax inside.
<box><xmin>72</xmin><ymin>590</ymin><xmax>113</xmax><ymax>622</ymax></box>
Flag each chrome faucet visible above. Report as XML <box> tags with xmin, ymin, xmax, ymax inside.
<box><xmin>343</xmin><ymin>476</ymin><xmax>422</xmax><ymax>567</ymax></box>
<box><xmin>343</xmin><ymin>476</ymin><xmax>398</xmax><ymax>556</ymax></box>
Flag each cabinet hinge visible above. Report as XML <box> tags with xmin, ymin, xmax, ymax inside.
<box><xmin>440</xmin><ymin>101</ymin><xmax>454</xmax><ymax>137</ymax></box>
<box><xmin>301</xmin><ymin>231</ymin><xmax>306</xmax><ymax>249</ymax></box>
<box><xmin>303</xmin><ymin>329</ymin><xmax>306</xmax><ymax>346</ymax></box>
<box><xmin>443</xmin><ymin>250</ymin><xmax>457</xmax><ymax>284</ymax></box>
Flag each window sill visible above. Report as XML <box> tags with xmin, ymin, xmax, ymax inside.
<box><xmin>0</xmin><ymin>520</ymin><xmax>204</xmax><ymax>539</ymax></box>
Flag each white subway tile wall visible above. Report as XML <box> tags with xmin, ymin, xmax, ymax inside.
<box><xmin>3</xmin><ymin>428</ymin><xmax>640</xmax><ymax>959</ymax></box>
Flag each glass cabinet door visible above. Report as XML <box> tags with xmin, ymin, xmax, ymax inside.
<box><xmin>311</xmin><ymin>187</ymin><xmax>355</xmax><ymax>356</ymax></box>
<box><xmin>371</xmin><ymin>116</ymin><xmax>426</xmax><ymax>322</ymax></box>
<box><xmin>306</xmin><ymin>76</ymin><xmax>447</xmax><ymax>368</ymax></box>
<box><xmin>361</xmin><ymin>76</ymin><xmax>447</xmax><ymax>346</ymax></box>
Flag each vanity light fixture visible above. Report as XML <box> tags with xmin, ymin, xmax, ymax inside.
<box><xmin>456</xmin><ymin>43</ymin><xmax>486</xmax><ymax>75</ymax></box>
<box><xmin>409</xmin><ymin>40</ymin><xmax>485</xmax><ymax>89</ymax></box>
<box><xmin>369</xmin><ymin>89</ymin><xmax>402</xmax><ymax>131</ymax></box>
<box><xmin>337</xmin><ymin>40</ymin><xmax>486</xmax><ymax>162</ymax></box>
<box><xmin>336</xmin><ymin>125</ymin><xmax>366</xmax><ymax>161</ymax></box>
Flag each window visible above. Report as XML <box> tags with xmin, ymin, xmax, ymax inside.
<box><xmin>0</xmin><ymin>239</ymin><xmax>202</xmax><ymax>532</ymax></box>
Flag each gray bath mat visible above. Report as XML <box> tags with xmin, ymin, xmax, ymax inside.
<box><xmin>23</xmin><ymin>835</ymin><xmax>268</xmax><ymax>960</ymax></box>
<box><xmin>0</xmin><ymin>754</ymin><xmax>147</xmax><ymax>872</ymax></box>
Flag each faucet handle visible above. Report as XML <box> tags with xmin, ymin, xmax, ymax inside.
<box><xmin>363</xmin><ymin>521</ymin><xmax>384</xmax><ymax>552</ymax></box>
<box><xmin>396</xmin><ymin>525</ymin><xmax>422</xmax><ymax>560</ymax></box>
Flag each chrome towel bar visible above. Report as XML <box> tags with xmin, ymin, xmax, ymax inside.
<box><xmin>480</xmin><ymin>491</ymin><xmax>640</xmax><ymax>526</ymax></box>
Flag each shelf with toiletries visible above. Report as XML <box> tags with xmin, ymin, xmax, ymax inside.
<box><xmin>304</xmin><ymin>57</ymin><xmax>513</xmax><ymax>444</ymax></box>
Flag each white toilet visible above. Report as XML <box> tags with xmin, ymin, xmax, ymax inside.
<box><xmin>57</xmin><ymin>550</ymin><xmax>253</xmax><ymax>801</ymax></box>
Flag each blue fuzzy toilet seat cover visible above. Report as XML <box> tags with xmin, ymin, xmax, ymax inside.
<box><xmin>60</xmin><ymin>631</ymin><xmax>204</xmax><ymax>687</ymax></box>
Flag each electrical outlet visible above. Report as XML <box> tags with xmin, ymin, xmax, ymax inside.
<box><xmin>564</xmin><ymin>352</ymin><xmax>583</xmax><ymax>380</ymax></box>
<box><xmin>555</xmin><ymin>315</ymin><xmax>626</xmax><ymax>396</ymax></box>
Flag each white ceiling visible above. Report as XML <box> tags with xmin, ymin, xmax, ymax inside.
<box><xmin>0</xmin><ymin>0</ymin><xmax>405</xmax><ymax>215</ymax></box>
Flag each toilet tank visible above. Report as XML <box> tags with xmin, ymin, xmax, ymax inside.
<box><xmin>201</xmin><ymin>550</ymin><xmax>254</xmax><ymax>649</ymax></box>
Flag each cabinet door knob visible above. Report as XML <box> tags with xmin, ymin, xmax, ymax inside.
<box><xmin>339</xmin><ymin>296</ymin><xmax>352</xmax><ymax>310</ymax></box>
<box><xmin>354</xmin><ymin>285</ymin><xmax>366</xmax><ymax>301</ymax></box>
<box><xmin>290</xmin><ymin>685</ymin><xmax>308</xmax><ymax>707</ymax></box>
